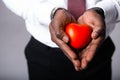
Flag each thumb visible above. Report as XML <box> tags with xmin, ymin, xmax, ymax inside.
<box><xmin>62</xmin><ymin>34</ymin><xmax>69</xmax><ymax>43</ymax></box>
<box><xmin>51</xmin><ymin>21</ymin><xmax>69</xmax><ymax>43</ymax></box>
<box><xmin>91</xmin><ymin>26</ymin><xmax>105</xmax><ymax>39</ymax></box>
<box><xmin>56</xmin><ymin>31</ymin><xmax>69</xmax><ymax>43</ymax></box>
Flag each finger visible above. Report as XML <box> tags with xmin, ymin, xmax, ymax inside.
<box><xmin>57</xmin><ymin>35</ymin><xmax>81</xmax><ymax>71</ymax></box>
<box><xmin>60</xmin><ymin>44</ymin><xmax>81</xmax><ymax>71</ymax></box>
<box><xmin>85</xmin><ymin>40</ymin><xmax>98</xmax><ymax>62</ymax></box>
<box><xmin>91</xmin><ymin>25</ymin><xmax>105</xmax><ymax>39</ymax></box>
<box><xmin>80</xmin><ymin>57</ymin><xmax>88</xmax><ymax>70</ymax></box>
<box><xmin>78</xmin><ymin>46</ymin><xmax>89</xmax><ymax>69</ymax></box>
<box><xmin>56</xmin><ymin>30</ymin><xmax>69</xmax><ymax>43</ymax></box>
<box><xmin>79</xmin><ymin>35</ymin><xmax>104</xmax><ymax>70</ymax></box>
<box><xmin>85</xmin><ymin>36</ymin><xmax>104</xmax><ymax>62</ymax></box>
<box><xmin>49</xmin><ymin>24</ymin><xmax>81</xmax><ymax>71</ymax></box>
<box><xmin>78</xmin><ymin>41</ymin><xmax>97</xmax><ymax>70</ymax></box>
<box><xmin>51</xmin><ymin>21</ymin><xmax>69</xmax><ymax>43</ymax></box>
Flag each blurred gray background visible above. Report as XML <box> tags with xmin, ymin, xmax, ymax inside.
<box><xmin>0</xmin><ymin>0</ymin><xmax>120</xmax><ymax>80</ymax></box>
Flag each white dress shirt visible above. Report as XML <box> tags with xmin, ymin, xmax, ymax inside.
<box><xmin>2</xmin><ymin>0</ymin><xmax>120</xmax><ymax>47</ymax></box>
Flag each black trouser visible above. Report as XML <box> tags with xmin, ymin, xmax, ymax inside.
<box><xmin>25</xmin><ymin>37</ymin><xmax>115</xmax><ymax>80</ymax></box>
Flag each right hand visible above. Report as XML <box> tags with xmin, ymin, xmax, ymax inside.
<box><xmin>50</xmin><ymin>8</ymin><xmax>76</xmax><ymax>43</ymax></box>
<box><xmin>49</xmin><ymin>8</ymin><xmax>81</xmax><ymax>71</ymax></box>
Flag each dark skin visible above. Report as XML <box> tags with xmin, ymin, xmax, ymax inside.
<box><xmin>49</xmin><ymin>8</ymin><xmax>105</xmax><ymax>71</ymax></box>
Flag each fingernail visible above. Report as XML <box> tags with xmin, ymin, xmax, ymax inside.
<box><xmin>81</xmin><ymin>59</ymin><xmax>88</xmax><ymax>70</ymax></box>
<box><xmin>62</xmin><ymin>36</ymin><xmax>69</xmax><ymax>43</ymax></box>
<box><xmin>79</xmin><ymin>66</ymin><xmax>86</xmax><ymax>70</ymax></box>
<box><xmin>75</xmin><ymin>66</ymin><xmax>80</xmax><ymax>71</ymax></box>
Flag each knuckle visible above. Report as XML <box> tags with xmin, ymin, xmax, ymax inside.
<box><xmin>51</xmin><ymin>36</ymin><xmax>54</xmax><ymax>42</ymax></box>
<box><xmin>51</xmin><ymin>35</ymin><xmax>56</xmax><ymax>42</ymax></box>
<box><xmin>56</xmin><ymin>32</ymin><xmax>64</xmax><ymax>39</ymax></box>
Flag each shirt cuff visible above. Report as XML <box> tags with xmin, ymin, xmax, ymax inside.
<box><xmin>92</xmin><ymin>0</ymin><xmax>118</xmax><ymax>23</ymax></box>
<box><xmin>50</xmin><ymin>7</ymin><xmax>66</xmax><ymax>20</ymax></box>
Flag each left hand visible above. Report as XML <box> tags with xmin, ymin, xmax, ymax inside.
<box><xmin>77</xmin><ymin>9</ymin><xmax>106</xmax><ymax>70</ymax></box>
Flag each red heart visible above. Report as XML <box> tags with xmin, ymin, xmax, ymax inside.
<box><xmin>65</xmin><ymin>23</ymin><xmax>92</xmax><ymax>49</ymax></box>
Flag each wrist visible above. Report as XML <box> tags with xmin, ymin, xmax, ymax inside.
<box><xmin>50</xmin><ymin>7</ymin><xmax>66</xmax><ymax>20</ymax></box>
<box><xmin>90</xmin><ymin>7</ymin><xmax>105</xmax><ymax>19</ymax></box>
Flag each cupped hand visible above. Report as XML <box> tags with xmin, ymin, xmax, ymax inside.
<box><xmin>49</xmin><ymin>8</ymin><xmax>81</xmax><ymax>71</ymax></box>
<box><xmin>49</xmin><ymin>8</ymin><xmax>106</xmax><ymax>71</ymax></box>
<box><xmin>77</xmin><ymin>9</ymin><xmax>106</xmax><ymax>69</ymax></box>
